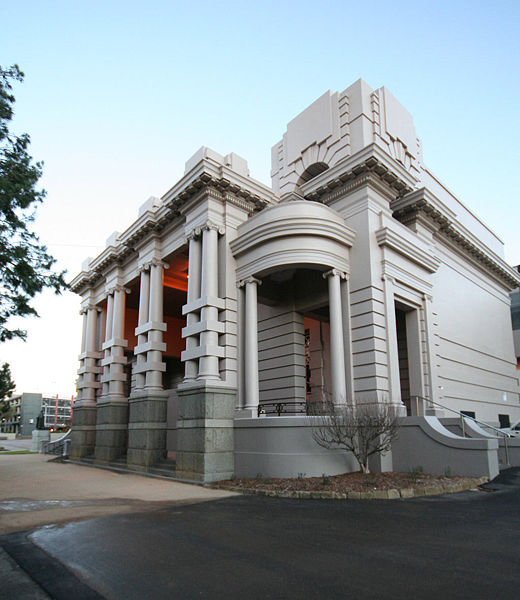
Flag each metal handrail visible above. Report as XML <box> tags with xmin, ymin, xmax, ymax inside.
<box><xmin>410</xmin><ymin>395</ymin><xmax>511</xmax><ymax>464</ymax></box>
<box><xmin>40</xmin><ymin>430</ymin><xmax>72</xmax><ymax>456</ymax></box>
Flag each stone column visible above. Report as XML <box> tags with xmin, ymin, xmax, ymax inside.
<box><xmin>236</xmin><ymin>283</ymin><xmax>245</xmax><ymax>410</ymax></box>
<box><xmin>177</xmin><ymin>222</ymin><xmax>235</xmax><ymax>483</ymax></box>
<box><xmin>76</xmin><ymin>309</ymin><xmax>88</xmax><ymax>400</ymax></box>
<box><xmin>324</xmin><ymin>270</ymin><xmax>347</xmax><ymax>404</ymax></box>
<box><xmin>184</xmin><ymin>233</ymin><xmax>202</xmax><ymax>381</ymax></box>
<box><xmin>198</xmin><ymin>224</ymin><xmax>220</xmax><ymax>380</ymax></box>
<box><xmin>95</xmin><ymin>285</ymin><xmax>129</xmax><ymax>464</ymax></box>
<box><xmin>145</xmin><ymin>261</ymin><xmax>167</xmax><ymax>390</ymax></box>
<box><xmin>135</xmin><ymin>267</ymin><xmax>150</xmax><ymax>391</ymax></box>
<box><xmin>71</xmin><ymin>302</ymin><xmax>101</xmax><ymax>460</ymax></box>
<box><xmin>110</xmin><ymin>286</ymin><xmax>128</xmax><ymax>397</ymax></box>
<box><xmin>243</xmin><ymin>277</ymin><xmax>261</xmax><ymax>412</ymax></box>
<box><xmin>127</xmin><ymin>259</ymin><xmax>168</xmax><ymax>471</ymax></box>
<box><xmin>101</xmin><ymin>293</ymin><xmax>114</xmax><ymax>397</ymax></box>
<box><xmin>341</xmin><ymin>275</ymin><xmax>355</xmax><ymax>402</ymax></box>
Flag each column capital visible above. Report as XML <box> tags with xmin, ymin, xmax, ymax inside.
<box><xmin>107</xmin><ymin>285</ymin><xmax>131</xmax><ymax>295</ymax></box>
<box><xmin>80</xmin><ymin>303</ymin><xmax>100</xmax><ymax>315</ymax></box>
<box><xmin>186</xmin><ymin>227</ymin><xmax>202</xmax><ymax>241</ymax></box>
<box><xmin>140</xmin><ymin>258</ymin><xmax>169</xmax><ymax>272</ymax></box>
<box><xmin>237</xmin><ymin>276</ymin><xmax>262</xmax><ymax>288</ymax></box>
<box><xmin>202</xmin><ymin>220</ymin><xmax>225</xmax><ymax>235</ymax></box>
<box><xmin>323</xmin><ymin>268</ymin><xmax>347</xmax><ymax>281</ymax></box>
<box><xmin>422</xmin><ymin>292</ymin><xmax>433</xmax><ymax>303</ymax></box>
<box><xmin>381</xmin><ymin>274</ymin><xmax>395</xmax><ymax>284</ymax></box>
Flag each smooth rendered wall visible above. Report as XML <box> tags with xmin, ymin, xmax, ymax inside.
<box><xmin>433</xmin><ymin>244</ymin><xmax>520</xmax><ymax>424</ymax></box>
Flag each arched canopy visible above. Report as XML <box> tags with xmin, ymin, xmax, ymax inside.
<box><xmin>230</xmin><ymin>200</ymin><xmax>355</xmax><ymax>281</ymax></box>
<box><xmin>297</xmin><ymin>162</ymin><xmax>329</xmax><ymax>185</ymax></box>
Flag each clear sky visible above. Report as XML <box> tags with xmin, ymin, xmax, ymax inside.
<box><xmin>1</xmin><ymin>0</ymin><xmax>519</xmax><ymax>396</ymax></box>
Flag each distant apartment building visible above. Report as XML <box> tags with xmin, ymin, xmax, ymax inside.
<box><xmin>0</xmin><ymin>393</ymin><xmax>74</xmax><ymax>435</ymax></box>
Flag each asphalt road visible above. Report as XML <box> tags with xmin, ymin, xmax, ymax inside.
<box><xmin>2</xmin><ymin>468</ymin><xmax>520</xmax><ymax>600</ymax></box>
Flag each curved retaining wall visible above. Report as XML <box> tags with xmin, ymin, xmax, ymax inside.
<box><xmin>441</xmin><ymin>417</ymin><xmax>520</xmax><ymax>467</ymax></box>
<box><xmin>392</xmin><ymin>417</ymin><xmax>499</xmax><ymax>479</ymax></box>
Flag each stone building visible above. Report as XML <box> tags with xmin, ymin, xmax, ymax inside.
<box><xmin>70</xmin><ymin>80</ymin><xmax>520</xmax><ymax>481</ymax></box>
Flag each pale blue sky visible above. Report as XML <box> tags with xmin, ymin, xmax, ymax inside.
<box><xmin>1</xmin><ymin>0</ymin><xmax>519</xmax><ymax>394</ymax></box>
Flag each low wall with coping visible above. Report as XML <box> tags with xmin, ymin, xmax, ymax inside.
<box><xmin>392</xmin><ymin>417</ymin><xmax>499</xmax><ymax>479</ymax></box>
<box><xmin>234</xmin><ymin>416</ymin><xmax>358</xmax><ymax>478</ymax></box>
<box><xmin>441</xmin><ymin>417</ymin><xmax>520</xmax><ymax>467</ymax></box>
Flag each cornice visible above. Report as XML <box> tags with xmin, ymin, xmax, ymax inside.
<box><xmin>392</xmin><ymin>188</ymin><xmax>520</xmax><ymax>289</ymax></box>
<box><xmin>300</xmin><ymin>143</ymin><xmax>419</xmax><ymax>203</ymax></box>
<box><xmin>69</xmin><ymin>158</ymin><xmax>278</xmax><ymax>295</ymax></box>
<box><xmin>376</xmin><ymin>227</ymin><xmax>440</xmax><ymax>273</ymax></box>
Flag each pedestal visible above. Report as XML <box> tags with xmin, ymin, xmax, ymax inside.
<box><xmin>94</xmin><ymin>398</ymin><xmax>129</xmax><ymax>464</ymax></box>
<box><xmin>70</xmin><ymin>403</ymin><xmax>97</xmax><ymax>459</ymax></box>
<box><xmin>31</xmin><ymin>429</ymin><xmax>50</xmax><ymax>452</ymax></box>
<box><xmin>176</xmin><ymin>384</ymin><xmax>236</xmax><ymax>483</ymax></box>
<box><xmin>127</xmin><ymin>390</ymin><xmax>169</xmax><ymax>470</ymax></box>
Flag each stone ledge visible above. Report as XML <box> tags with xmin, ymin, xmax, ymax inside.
<box><xmin>207</xmin><ymin>476</ymin><xmax>489</xmax><ymax>500</ymax></box>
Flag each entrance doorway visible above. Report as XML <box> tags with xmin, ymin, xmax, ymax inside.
<box><xmin>395</xmin><ymin>303</ymin><xmax>424</xmax><ymax>416</ymax></box>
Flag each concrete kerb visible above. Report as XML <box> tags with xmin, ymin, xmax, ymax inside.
<box><xmin>207</xmin><ymin>476</ymin><xmax>489</xmax><ymax>500</ymax></box>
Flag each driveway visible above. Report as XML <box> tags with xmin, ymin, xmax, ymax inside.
<box><xmin>1</xmin><ymin>466</ymin><xmax>519</xmax><ymax>599</ymax></box>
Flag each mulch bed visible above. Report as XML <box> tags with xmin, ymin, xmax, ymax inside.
<box><xmin>212</xmin><ymin>471</ymin><xmax>485</xmax><ymax>498</ymax></box>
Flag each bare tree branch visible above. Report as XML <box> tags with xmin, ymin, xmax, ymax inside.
<box><xmin>310</xmin><ymin>397</ymin><xmax>400</xmax><ymax>474</ymax></box>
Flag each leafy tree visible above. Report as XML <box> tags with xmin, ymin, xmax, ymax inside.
<box><xmin>0</xmin><ymin>64</ymin><xmax>67</xmax><ymax>342</ymax></box>
<box><xmin>0</xmin><ymin>362</ymin><xmax>15</xmax><ymax>417</ymax></box>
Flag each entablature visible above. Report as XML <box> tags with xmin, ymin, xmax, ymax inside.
<box><xmin>392</xmin><ymin>188</ymin><xmax>520</xmax><ymax>290</ymax></box>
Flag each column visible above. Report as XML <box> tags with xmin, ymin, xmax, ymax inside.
<box><xmin>83</xmin><ymin>306</ymin><xmax>99</xmax><ymax>402</ymax></box>
<box><xmin>135</xmin><ymin>267</ymin><xmax>150</xmax><ymax>390</ymax></box>
<box><xmin>236</xmin><ymin>283</ymin><xmax>245</xmax><ymax>409</ymax></box>
<box><xmin>110</xmin><ymin>286</ymin><xmax>127</xmax><ymax>397</ymax></box>
<box><xmin>243</xmin><ymin>277</ymin><xmax>260</xmax><ymax>411</ymax></box>
<box><xmin>76</xmin><ymin>309</ymin><xmax>88</xmax><ymax>400</ymax></box>
<box><xmin>184</xmin><ymin>233</ymin><xmax>202</xmax><ymax>381</ymax></box>
<box><xmin>101</xmin><ymin>293</ymin><xmax>114</xmax><ymax>397</ymax></box>
<box><xmin>145</xmin><ymin>261</ymin><xmax>166</xmax><ymax>390</ymax></box>
<box><xmin>324</xmin><ymin>269</ymin><xmax>347</xmax><ymax>404</ymax></box>
<box><xmin>198</xmin><ymin>224</ymin><xmax>220</xmax><ymax>380</ymax></box>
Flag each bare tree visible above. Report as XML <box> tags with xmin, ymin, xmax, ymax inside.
<box><xmin>311</xmin><ymin>399</ymin><xmax>400</xmax><ymax>474</ymax></box>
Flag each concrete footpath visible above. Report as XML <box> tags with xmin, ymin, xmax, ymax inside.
<box><xmin>0</xmin><ymin>452</ymin><xmax>236</xmax><ymax>535</ymax></box>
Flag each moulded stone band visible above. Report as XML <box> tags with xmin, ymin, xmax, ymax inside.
<box><xmin>181</xmin><ymin>320</ymin><xmax>226</xmax><ymax>338</ymax></box>
<box><xmin>134</xmin><ymin>321</ymin><xmax>167</xmax><ymax>336</ymax></box>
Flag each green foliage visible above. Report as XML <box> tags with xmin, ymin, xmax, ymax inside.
<box><xmin>408</xmin><ymin>465</ymin><xmax>424</xmax><ymax>482</ymax></box>
<box><xmin>0</xmin><ymin>64</ymin><xmax>67</xmax><ymax>342</ymax></box>
<box><xmin>0</xmin><ymin>362</ymin><xmax>15</xmax><ymax>416</ymax></box>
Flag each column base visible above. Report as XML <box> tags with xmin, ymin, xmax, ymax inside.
<box><xmin>70</xmin><ymin>403</ymin><xmax>97</xmax><ymax>460</ymax></box>
<box><xmin>127</xmin><ymin>390</ymin><xmax>169</xmax><ymax>470</ymax></box>
<box><xmin>176</xmin><ymin>384</ymin><xmax>236</xmax><ymax>483</ymax></box>
<box><xmin>94</xmin><ymin>397</ymin><xmax>129</xmax><ymax>464</ymax></box>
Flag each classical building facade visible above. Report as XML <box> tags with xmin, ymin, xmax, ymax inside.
<box><xmin>70</xmin><ymin>80</ymin><xmax>520</xmax><ymax>481</ymax></box>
